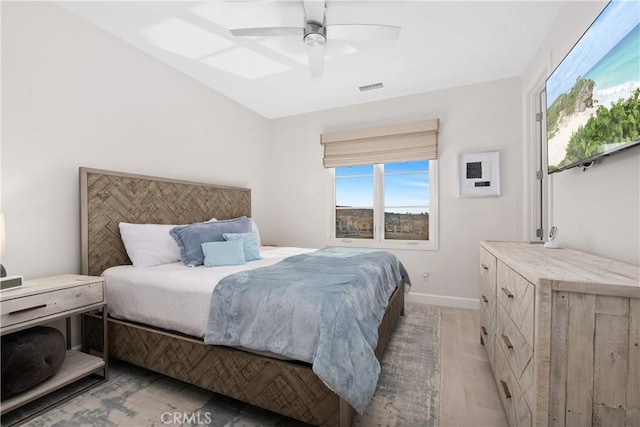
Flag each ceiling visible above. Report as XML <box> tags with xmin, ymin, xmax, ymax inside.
<box><xmin>58</xmin><ymin>1</ymin><xmax>566</xmax><ymax>119</ymax></box>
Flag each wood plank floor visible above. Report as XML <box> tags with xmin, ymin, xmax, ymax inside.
<box><xmin>437</xmin><ymin>305</ymin><xmax>509</xmax><ymax>426</ymax></box>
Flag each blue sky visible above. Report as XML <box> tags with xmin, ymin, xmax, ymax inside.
<box><xmin>546</xmin><ymin>0</ymin><xmax>639</xmax><ymax>105</ymax></box>
<box><xmin>336</xmin><ymin>161</ymin><xmax>429</xmax><ymax>209</ymax></box>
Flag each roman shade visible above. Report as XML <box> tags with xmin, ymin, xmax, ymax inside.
<box><xmin>320</xmin><ymin>118</ymin><xmax>439</xmax><ymax>168</ymax></box>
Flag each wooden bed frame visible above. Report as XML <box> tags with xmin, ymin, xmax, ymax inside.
<box><xmin>79</xmin><ymin>167</ymin><xmax>404</xmax><ymax>427</ymax></box>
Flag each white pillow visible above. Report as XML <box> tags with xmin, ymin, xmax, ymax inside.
<box><xmin>119</xmin><ymin>218</ymin><xmax>222</xmax><ymax>267</ymax></box>
<box><xmin>119</xmin><ymin>223</ymin><xmax>182</xmax><ymax>267</ymax></box>
<box><xmin>250</xmin><ymin>218</ymin><xmax>262</xmax><ymax>247</ymax></box>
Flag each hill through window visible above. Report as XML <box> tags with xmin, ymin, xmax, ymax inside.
<box><xmin>332</xmin><ymin>160</ymin><xmax>438</xmax><ymax>250</ymax></box>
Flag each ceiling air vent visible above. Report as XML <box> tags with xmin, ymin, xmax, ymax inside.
<box><xmin>359</xmin><ymin>82</ymin><xmax>384</xmax><ymax>92</ymax></box>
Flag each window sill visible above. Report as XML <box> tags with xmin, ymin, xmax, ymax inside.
<box><xmin>328</xmin><ymin>238</ymin><xmax>439</xmax><ymax>251</ymax></box>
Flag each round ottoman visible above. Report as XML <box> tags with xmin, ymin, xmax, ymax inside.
<box><xmin>1</xmin><ymin>326</ymin><xmax>66</xmax><ymax>399</ymax></box>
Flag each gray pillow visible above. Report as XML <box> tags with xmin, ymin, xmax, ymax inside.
<box><xmin>170</xmin><ymin>217</ymin><xmax>252</xmax><ymax>266</ymax></box>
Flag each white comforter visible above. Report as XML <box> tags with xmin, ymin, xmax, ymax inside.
<box><xmin>102</xmin><ymin>247</ymin><xmax>315</xmax><ymax>337</ymax></box>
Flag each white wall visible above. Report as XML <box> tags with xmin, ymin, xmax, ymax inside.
<box><xmin>522</xmin><ymin>1</ymin><xmax>640</xmax><ymax>266</ymax></box>
<box><xmin>1</xmin><ymin>2</ymin><xmax>271</xmax><ymax>279</ymax></box>
<box><xmin>3</xmin><ymin>1</ymin><xmax>572</xmax><ymax>311</ymax></box>
<box><xmin>266</xmin><ymin>78</ymin><xmax>524</xmax><ymax>305</ymax></box>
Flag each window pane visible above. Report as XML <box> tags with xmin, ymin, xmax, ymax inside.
<box><xmin>384</xmin><ymin>173</ymin><xmax>429</xmax><ymax>206</ymax></box>
<box><xmin>384</xmin><ymin>161</ymin><xmax>429</xmax><ymax>174</ymax></box>
<box><xmin>384</xmin><ymin>208</ymin><xmax>429</xmax><ymax>240</ymax></box>
<box><xmin>336</xmin><ymin>177</ymin><xmax>373</xmax><ymax>207</ymax></box>
<box><xmin>336</xmin><ymin>208</ymin><xmax>374</xmax><ymax>239</ymax></box>
<box><xmin>336</xmin><ymin>165</ymin><xmax>374</xmax><ymax>177</ymax></box>
<box><xmin>332</xmin><ymin>161</ymin><xmax>435</xmax><ymax>244</ymax></box>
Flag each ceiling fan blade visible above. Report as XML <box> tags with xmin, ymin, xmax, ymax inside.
<box><xmin>326</xmin><ymin>24</ymin><xmax>401</xmax><ymax>41</ymax></box>
<box><xmin>308</xmin><ymin>46</ymin><xmax>325</xmax><ymax>77</ymax></box>
<box><xmin>230</xmin><ymin>27</ymin><xmax>302</xmax><ymax>37</ymax></box>
<box><xmin>302</xmin><ymin>0</ymin><xmax>326</xmax><ymax>24</ymax></box>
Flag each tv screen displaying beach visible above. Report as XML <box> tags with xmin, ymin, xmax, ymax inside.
<box><xmin>546</xmin><ymin>0</ymin><xmax>640</xmax><ymax>173</ymax></box>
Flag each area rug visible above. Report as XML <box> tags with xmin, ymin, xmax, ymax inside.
<box><xmin>18</xmin><ymin>304</ymin><xmax>440</xmax><ymax>427</ymax></box>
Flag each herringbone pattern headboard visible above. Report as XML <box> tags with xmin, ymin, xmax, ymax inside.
<box><xmin>80</xmin><ymin>168</ymin><xmax>251</xmax><ymax>276</ymax></box>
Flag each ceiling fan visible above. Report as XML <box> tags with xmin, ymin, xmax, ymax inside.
<box><xmin>229</xmin><ymin>0</ymin><xmax>401</xmax><ymax>77</ymax></box>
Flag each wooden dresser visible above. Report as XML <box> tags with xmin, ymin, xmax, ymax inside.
<box><xmin>479</xmin><ymin>241</ymin><xmax>639</xmax><ymax>427</ymax></box>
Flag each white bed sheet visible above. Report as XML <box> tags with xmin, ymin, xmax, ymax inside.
<box><xmin>102</xmin><ymin>247</ymin><xmax>315</xmax><ymax>338</ymax></box>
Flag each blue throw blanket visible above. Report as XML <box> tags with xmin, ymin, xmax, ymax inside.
<box><xmin>204</xmin><ymin>247</ymin><xmax>410</xmax><ymax>413</ymax></box>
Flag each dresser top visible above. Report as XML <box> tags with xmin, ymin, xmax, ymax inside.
<box><xmin>481</xmin><ymin>241</ymin><xmax>640</xmax><ymax>298</ymax></box>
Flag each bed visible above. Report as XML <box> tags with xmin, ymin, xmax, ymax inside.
<box><xmin>80</xmin><ymin>167</ymin><xmax>405</xmax><ymax>427</ymax></box>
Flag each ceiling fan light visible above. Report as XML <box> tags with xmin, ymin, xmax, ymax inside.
<box><xmin>304</xmin><ymin>21</ymin><xmax>326</xmax><ymax>47</ymax></box>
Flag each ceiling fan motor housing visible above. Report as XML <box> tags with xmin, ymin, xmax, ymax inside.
<box><xmin>304</xmin><ymin>20</ymin><xmax>327</xmax><ymax>47</ymax></box>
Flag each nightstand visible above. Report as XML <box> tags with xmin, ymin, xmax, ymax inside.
<box><xmin>0</xmin><ymin>274</ymin><xmax>107</xmax><ymax>422</ymax></box>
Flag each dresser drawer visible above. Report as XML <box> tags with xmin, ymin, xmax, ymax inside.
<box><xmin>480</xmin><ymin>309</ymin><xmax>496</xmax><ymax>368</ymax></box>
<box><xmin>1</xmin><ymin>282</ymin><xmax>104</xmax><ymax>328</ymax></box>
<box><xmin>495</xmin><ymin>341</ymin><xmax>532</xmax><ymax>427</ymax></box>
<box><xmin>496</xmin><ymin>261</ymin><xmax>534</xmax><ymax>346</ymax></box>
<box><xmin>480</xmin><ymin>247</ymin><xmax>497</xmax><ymax>295</ymax></box>
<box><xmin>496</xmin><ymin>307</ymin><xmax>533</xmax><ymax>401</ymax></box>
<box><xmin>480</xmin><ymin>281</ymin><xmax>496</xmax><ymax>321</ymax></box>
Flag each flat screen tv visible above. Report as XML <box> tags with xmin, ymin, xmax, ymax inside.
<box><xmin>546</xmin><ymin>0</ymin><xmax>640</xmax><ymax>174</ymax></box>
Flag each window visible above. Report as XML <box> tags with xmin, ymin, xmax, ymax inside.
<box><xmin>332</xmin><ymin>160</ymin><xmax>438</xmax><ymax>250</ymax></box>
<box><xmin>321</xmin><ymin>118</ymin><xmax>440</xmax><ymax>249</ymax></box>
<box><xmin>335</xmin><ymin>165</ymin><xmax>374</xmax><ymax>239</ymax></box>
<box><xmin>384</xmin><ymin>161</ymin><xmax>430</xmax><ymax>241</ymax></box>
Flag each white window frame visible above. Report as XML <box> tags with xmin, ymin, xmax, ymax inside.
<box><xmin>329</xmin><ymin>161</ymin><xmax>439</xmax><ymax>251</ymax></box>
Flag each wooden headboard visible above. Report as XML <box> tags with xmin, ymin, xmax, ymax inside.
<box><xmin>80</xmin><ymin>168</ymin><xmax>251</xmax><ymax>276</ymax></box>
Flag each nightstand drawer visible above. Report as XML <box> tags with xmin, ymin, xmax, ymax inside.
<box><xmin>1</xmin><ymin>282</ymin><xmax>103</xmax><ymax>328</ymax></box>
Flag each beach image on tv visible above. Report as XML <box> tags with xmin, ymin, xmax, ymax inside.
<box><xmin>546</xmin><ymin>0</ymin><xmax>640</xmax><ymax>173</ymax></box>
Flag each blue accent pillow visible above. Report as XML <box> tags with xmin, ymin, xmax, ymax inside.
<box><xmin>170</xmin><ymin>217</ymin><xmax>252</xmax><ymax>266</ymax></box>
<box><xmin>222</xmin><ymin>232</ymin><xmax>262</xmax><ymax>261</ymax></box>
<box><xmin>201</xmin><ymin>241</ymin><xmax>246</xmax><ymax>267</ymax></box>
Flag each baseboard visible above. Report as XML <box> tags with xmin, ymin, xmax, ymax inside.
<box><xmin>406</xmin><ymin>292</ymin><xmax>480</xmax><ymax>310</ymax></box>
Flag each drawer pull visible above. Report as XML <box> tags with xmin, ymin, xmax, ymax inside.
<box><xmin>502</xmin><ymin>334</ymin><xmax>514</xmax><ymax>349</ymax></box>
<box><xmin>9</xmin><ymin>304</ymin><xmax>47</xmax><ymax>315</ymax></box>
<box><xmin>481</xmin><ymin>295</ymin><xmax>489</xmax><ymax>304</ymax></box>
<box><xmin>481</xmin><ymin>326</ymin><xmax>488</xmax><ymax>336</ymax></box>
<box><xmin>500</xmin><ymin>380</ymin><xmax>512</xmax><ymax>399</ymax></box>
<box><xmin>501</xmin><ymin>287</ymin><xmax>514</xmax><ymax>298</ymax></box>
<box><xmin>481</xmin><ymin>263</ymin><xmax>489</xmax><ymax>270</ymax></box>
